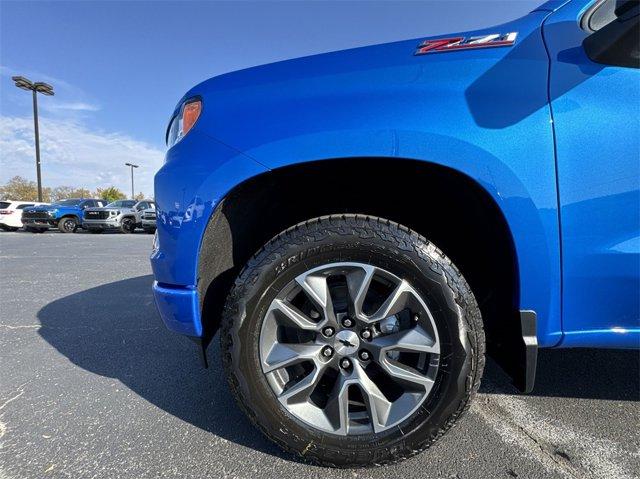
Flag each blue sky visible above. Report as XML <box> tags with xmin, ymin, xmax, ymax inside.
<box><xmin>1</xmin><ymin>0</ymin><xmax>542</xmax><ymax>196</ymax></box>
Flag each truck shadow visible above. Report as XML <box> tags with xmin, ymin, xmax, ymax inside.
<box><xmin>36</xmin><ymin>275</ymin><xmax>639</xmax><ymax>452</ymax></box>
<box><xmin>36</xmin><ymin>274</ymin><xmax>286</xmax><ymax>459</ymax></box>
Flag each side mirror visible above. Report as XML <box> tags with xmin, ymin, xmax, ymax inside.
<box><xmin>583</xmin><ymin>4</ymin><xmax>639</xmax><ymax>68</ymax></box>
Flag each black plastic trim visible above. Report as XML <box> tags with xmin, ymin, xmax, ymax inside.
<box><xmin>518</xmin><ymin>310</ymin><xmax>538</xmax><ymax>393</ymax></box>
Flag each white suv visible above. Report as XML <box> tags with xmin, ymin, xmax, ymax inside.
<box><xmin>0</xmin><ymin>200</ymin><xmax>49</xmax><ymax>231</ymax></box>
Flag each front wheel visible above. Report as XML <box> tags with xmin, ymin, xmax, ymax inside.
<box><xmin>120</xmin><ymin>217</ymin><xmax>135</xmax><ymax>234</ymax></box>
<box><xmin>57</xmin><ymin>217</ymin><xmax>77</xmax><ymax>233</ymax></box>
<box><xmin>221</xmin><ymin>215</ymin><xmax>485</xmax><ymax>467</ymax></box>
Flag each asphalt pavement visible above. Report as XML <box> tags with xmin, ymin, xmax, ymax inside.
<box><xmin>0</xmin><ymin>230</ymin><xmax>638</xmax><ymax>479</ymax></box>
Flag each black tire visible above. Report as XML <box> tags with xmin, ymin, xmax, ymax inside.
<box><xmin>120</xmin><ymin>217</ymin><xmax>135</xmax><ymax>234</ymax></box>
<box><xmin>58</xmin><ymin>217</ymin><xmax>77</xmax><ymax>233</ymax></box>
<box><xmin>220</xmin><ymin>214</ymin><xmax>485</xmax><ymax>467</ymax></box>
<box><xmin>0</xmin><ymin>225</ymin><xmax>17</xmax><ymax>232</ymax></box>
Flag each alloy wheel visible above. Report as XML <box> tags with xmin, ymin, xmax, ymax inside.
<box><xmin>63</xmin><ymin>219</ymin><xmax>75</xmax><ymax>232</ymax></box>
<box><xmin>259</xmin><ymin>262</ymin><xmax>440</xmax><ymax>435</ymax></box>
<box><xmin>122</xmin><ymin>218</ymin><xmax>134</xmax><ymax>232</ymax></box>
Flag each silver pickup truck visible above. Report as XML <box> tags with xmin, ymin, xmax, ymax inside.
<box><xmin>83</xmin><ymin>199</ymin><xmax>155</xmax><ymax>233</ymax></box>
<box><xmin>139</xmin><ymin>202</ymin><xmax>156</xmax><ymax>234</ymax></box>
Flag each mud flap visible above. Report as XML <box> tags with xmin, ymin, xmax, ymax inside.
<box><xmin>490</xmin><ymin>310</ymin><xmax>538</xmax><ymax>393</ymax></box>
<box><xmin>518</xmin><ymin>310</ymin><xmax>538</xmax><ymax>393</ymax></box>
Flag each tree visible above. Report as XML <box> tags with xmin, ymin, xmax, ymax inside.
<box><xmin>133</xmin><ymin>192</ymin><xmax>146</xmax><ymax>201</ymax></box>
<box><xmin>50</xmin><ymin>186</ymin><xmax>92</xmax><ymax>202</ymax></box>
<box><xmin>0</xmin><ymin>176</ymin><xmax>52</xmax><ymax>202</ymax></box>
<box><xmin>95</xmin><ymin>186</ymin><xmax>127</xmax><ymax>203</ymax></box>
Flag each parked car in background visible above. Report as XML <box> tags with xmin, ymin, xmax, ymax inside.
<box><xmin>83</xmin><ymin>199</ymin><xmax>136</xmax><ymax>233</ymax></box>
<box><xmin>0</xmin><ymin>200</ymin><xmax>49</xmax><ymax>231</ymax></box>
<box><xmin>22</xmin><ymin>198</ymin><xmax>107</xmax><ymax>233</ymax></box>
<box><xmin>82</xmin><ymin>199</ymin><xmax>155</xmax><ymax>233</ymax></box>
<box><xmin>152</xmin><ymin>0</ymin><xmax>639</xmax><ymax>467</ymax></box>
<box><xmin>138</xmin><ymin>201</ymin><xmax>156</xmax><ymax>234</ymax></box>
<box><xmin>133</xmin><ymin>200</ymin><xmax>155</xmax><ymax>230</ymax></box>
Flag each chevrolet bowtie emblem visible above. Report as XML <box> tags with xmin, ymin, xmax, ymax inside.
<box><xmin>338</xmin><ymin>338</ymin><xmax>355</xmax><ymax>348</ymax></box>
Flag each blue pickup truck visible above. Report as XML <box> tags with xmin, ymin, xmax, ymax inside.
<box><xmin>22</xmin><ymin>198</ymin><xmax>107</xmax><ymax>233</ymax></box>
<box><xmin>151</xmin><ymin>0</ymin><xmax>639</xmax><ymax>467</ymax></box>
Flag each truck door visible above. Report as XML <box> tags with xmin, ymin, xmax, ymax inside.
<box><xmin>544</xmin><ymin>0</ymin><xmax>639</xmax><ymax>347</ymax></box>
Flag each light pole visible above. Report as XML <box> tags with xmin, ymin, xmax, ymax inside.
<box><xmin>125</xmin><ymin>163</ymin><xmax>139</xmax><ymax>199</ymax></box>
<box><xmin>12</xmin><ymin>76</ymin><xmax>54</xmax><ymax>202</ymax></box>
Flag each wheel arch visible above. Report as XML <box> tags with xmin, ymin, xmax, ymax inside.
<box><xmin>196</xmin><ymin>157</ymin><xmax>537</xmax><ymax>389</ymax></box>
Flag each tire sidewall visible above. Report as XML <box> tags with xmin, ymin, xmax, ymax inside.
<box><xmin>224</xmin><ymin>224</ymin><xmax>477</xmax><ymax>464</ymax></box>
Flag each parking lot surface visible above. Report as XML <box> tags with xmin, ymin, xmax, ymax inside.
<box><xmin>0</xmin><ymin>231</ymin><xmax>638</xmax><ymax>479</ymax></box>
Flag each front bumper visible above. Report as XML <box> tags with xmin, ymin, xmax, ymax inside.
<box><xmin>152</xmin><ymin>282</ymin><xmax>202</xmax><ymax>336</ymax></box>
<box><xmin>23</xmin><ymin>218</ymin><xmax>56</xmax><ymax>227</ymax></box>
<box><xmin>83</xmin><ymin>219</ymin><xmax>120</xmax><ymax>230</ymax></box>
<box><xmin>150</xmin><ymin>129</ymin><xmax>268</xmax><ymax>338</ymax></box>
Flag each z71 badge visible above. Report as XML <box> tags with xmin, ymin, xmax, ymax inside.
<box><xmin>415</xmin><ymin>32</ymin><xmax>518</xmax><ymax>55</ymax></box>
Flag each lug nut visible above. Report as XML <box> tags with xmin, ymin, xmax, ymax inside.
<box><xmin>322</xmin><ymin>346</ymin><xmax>334</xmax><ymax>358</ymax></box>
<box><xmin>360</xmin><ymin>329</ymin><xmax>372</xmax><ymax>340</ymax></box>
<box><xmin>341</xmin><ymin>317</ymin><xmax>354</xmax><ymax>328</ymax></box>
<box><xmin>340</xmin><ymin>358</ymin><xmax>352</xmax><ymax>369</ymax></box>
<box><xmin>413</xmin><ymin>314</ymin><xmax>420</xmax><ymax>322</ymax></box>
<box><xmin>322</xmin><ymin>326</ymin><xmax>335</xmax><ymax>337</ymax></box>
<box><xmin>359</xmin><ymin>350</ymin><xmax>370</xmax><ymax>361</ymax></box>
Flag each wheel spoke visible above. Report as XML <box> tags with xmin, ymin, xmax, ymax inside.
<box><xmin>370</xmin><ymin>325</ymin><xmax>438</xmax><ymax>389</ymax></box>
<box><xmin>279</xmin><ymin>364</ymin><xmax>325</xmax><ymax>404</ymax></box>
<box><xmin>345</xmin><ymin>264</ymin><xmax>376</xmax><ymax>319</ymax></box>
<box><xmin>296</xmin><ymin>272</ymin><xmax>336</xmax><ymax>323</ymax></box>
<box><xmin>352</xmin><ymin>362</ymin><xmax>392</xmax><ymax>433</ymax></box>
<box><xmin>368</xmin><ymin>281</ymin><xmax>412</xmax><ymax>322</ymax></box>
<box><xmin>263</xmin><ymin>342</ymin><xmax>324</xmax><ymax>373</ymax></box>
<box><xmin>371</xmin><ymin>325</ymin><xmax>439</xmax><ymax>355</ymax></box>
<box><xmin>269</xmin><ymin>299</ymin><xmax>319</xmax><ymax>331</ymax></box>
<box><xmin>381</xmin><ymin>359</ymin><xmax>435</xmax><ymax>388</ymax></box>
<box><xmin>324</xmin><ymin>374</ymin><xmax>350</xmax><ymax>434</ymax></box>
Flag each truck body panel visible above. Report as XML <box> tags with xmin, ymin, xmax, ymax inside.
<box><xmin>151</xmin><ymin>0</ymin><xmax>640</xmax><ymax>350</ymax></box>
<box><xmin>543</xmin><ymin>0</ymin><xmax>640</xmax><ymax>347</ymax></box>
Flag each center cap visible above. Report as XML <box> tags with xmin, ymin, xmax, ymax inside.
<box><xmin>334</xmin><ymin>330</ymin><xmax>360</xmax><ymax>356</ymax></box>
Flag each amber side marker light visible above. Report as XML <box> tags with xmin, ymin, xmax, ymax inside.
<box><xmin>182</xmin><ymin>100</ymin><xmax>202</xmax><ymax>137</ymax></box>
